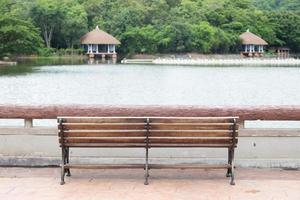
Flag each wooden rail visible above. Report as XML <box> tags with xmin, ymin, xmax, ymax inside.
<box><xmin>1</xmin><ymin>105</ymin><xmax>300</xmax><ymax>120</ymax></box>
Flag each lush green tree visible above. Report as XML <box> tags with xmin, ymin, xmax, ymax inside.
<box><xmin>121</xmin><ymin>25</ymin><xmax>159</xmax><ymax>53</ymax></box>
<box><xmin>158</xmin><ymin>22</ymin><xmax>193</xmax><ymax>52</ymax></box>
<box><xmin>190</xmin><ymin>22</ymin><xmax>217</xmax><ymax>53</ymax></box>
<box><xmin>168</xmin><ymin>0</ymin><xmax>205</xmax><ymax>24</ymax></box>
<box><xmin>0</xmin><ymin>15</ymin><xmax>43</xmax><ymax>56</ymax></box>
<box><xmin>1</xmin><ymin>0</ymin><xmax>300</xmax><ymax>55</ymax></box>
<box><xmin>253</xmin><ymin>0</ymin><xmax>300</xmax><ymax>12</ymax></box>
<box><xmin>143</xmin><ymin>0</ymin><xmax>170</xmax><ymax>25</ymax></box>
<box><xmin>30</xmin><ymin>0</ymin><xmax>64</xmax><ymax>48</ymax></box>
<box><xmin>109</xmin><ymin>5</ymin><xmax>146</xmax><ymax>37</ymax></box>
<box><xmin>61</xmin><ymin>1</ymin><xmax>88</xmax><ymax>48</ymax></box>
<box><xmin>267</xmin><ymin>11</ymin><xmax>300</xmax><ymax>51</ymax></box>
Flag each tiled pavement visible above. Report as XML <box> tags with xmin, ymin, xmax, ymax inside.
<box><xmin>0</xmin><ymin>167</ymin><xmax>300</xmax><ymax>200</ymax></box>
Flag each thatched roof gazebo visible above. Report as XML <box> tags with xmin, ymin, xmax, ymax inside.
<box><xmin>80</xmin><ymin>26</ymin><xmax>121</xmax><ymax>59</ymax></box>
<box><xmin>239</xmin><ymin>30</ymin><xmax>268</xmax><ymax>57</ymax></box>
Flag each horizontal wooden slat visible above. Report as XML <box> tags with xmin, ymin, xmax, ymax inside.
<box><xmin>62</xmin><ymin>122</ymin><xmax>145</xmax><ymax>125</ymax></box>
<box><xmin>149</xmin><ymin>131</ymin><xmax>233</xmax><ymax>137</ymax></box>
<box><xmin>150</xmin><ymin>123</ymin><xmax>234</xmax><ymax>125</ymax></box>
<box><xmin>150</xmin><ymin>124</ymin><xmax>235</xmax><ymax>130</ymax></box>
<box><xmin>150</xmin><ymin>117</ymin><xmax>238</xmax><ymax>123</ymax></box>
<box><xmin>60</xmin><ymin>117</ymin><xmax>146</xmax><ymax>123</ymax></box>
<box><xmin>63</xmin><ymin>143</ymin><xmax>235</xmax><ymax>148</ymax></box>
<box><xmin>149</xmin><ymin>144</ymin><xmax>236</xmax><ymax>148</ymax></box>
<box><xmin>62</xmin><ymin>131</ymin><xmax>146</xmax><ymax>137</ymax></box>
<box><xmin>60</xmin><ymin>138</ymin><xmax>237</xmax><ymax>144</ymax></box>
<box><xmin>61</xmin><ymin>124</ymin><xmax>146</xmax><ymax>130</ymax></box>
<box><xmin>63</xmin><ymin>143</ymin><xmax>146</xmax><ymax>147</ymax></box>
<box><xmin>148</xmin><ymin>138</ymin><xmax>237</xmax><ymax>144</ymax></box>
<box><xmin>64</xmin><ymin>164</ymin><xmax>144</xmax><ymax>169</ymax></box>
<box><xmin>61</xmin><ymin>138</ymin><xmax>146</xmax><ymax>144</ymax></box>
<box><xmin>149</xmin><ymin>137</ymin><xmax>232</xmax><ymax>139</ymax></box>
<box><xmin>63</xmin><ymin>164</ymin><xmax>231</xmax><ymax>169</ymax></box>
<box><xmin>149</xmin><ymin>164</ymin><xmax>231</xmax><ymax>169</ymax></box>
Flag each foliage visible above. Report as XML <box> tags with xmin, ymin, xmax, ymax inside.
<box><xmin>0</xmin><ymin>0</ymin><xmax>300</xmax><ymax>56</ymax></box>
<box><xmin>60</xmin><ymin>1</ymin><xmax>88</xmax><ymax>48</ymax></box>
<box><xmin>0</xmin><ymin>14</ymin><xmax>43</xmax><ymax>57</ymax></box>
<box><xmin>121</xmin><ymin>25</ymin><xmax>159</xmax><ymax>53</ymax></box>
<box><xmin>37</xmin><ymin>47</ymin><xmax>56</xmax><ymax>57</ymax></box>
<box><xmin>57</xmin><ymin>48</ymin><xmax>84</xmax><ymax>56</ymax></box>
<box><xmin>30</xmin><ymin>0</ymin><xmax>64</xmax><ymax>48</ymax></box>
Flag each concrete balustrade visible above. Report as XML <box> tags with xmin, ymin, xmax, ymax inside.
<box><xmin>0</xmin><ymin>105</ymin><xmax>300</xmax><ymax>168</ymax></box>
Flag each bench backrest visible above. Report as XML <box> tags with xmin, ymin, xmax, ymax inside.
<box><xmin>148</xmin><ymin>117</ymin><xmax>238</xmax><ymax>148</ymax></box>
<box><xmin>58</xmin><ymin>117</ymin><xmax>238</xmax><ymax>148</ymax></box>
<box><xmin>58</xmin><ymin>117</ymin><xmax>148</xmax><ymax>148</ymax></box>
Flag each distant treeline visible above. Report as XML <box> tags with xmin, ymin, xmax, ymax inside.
<box><xmin>0</xmin><ymin>0</ymin><xmax>299</xmax><ymax>57</ymax></box>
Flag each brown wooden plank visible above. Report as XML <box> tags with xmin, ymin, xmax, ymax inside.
<box><xmin>151</xmin><ymin>123</ymin><xmax>234</xmax><ymax>125</ymax></box>
<box><xmin>149</xmin><ymin>164</ymin><xmax>230</xmax><ymax>169</ymax></box>
<box><xmin>62</xmin><ymin>138</ymin><xmax>146</xmax><ymax>143</ymax></box>
<box><xmin>63</xmin><ymin>143</ymin><xmax>146</xmax><ymax>147</ymax></box>
<box><xmin>150</xmin><ymin>117</ymin><xmax>237</xmax><ymax>123</ymax></box>
<box><xmin>149</xmin><ymin>131</ymin><xmax>233</xmax><ymax>137</ymax></box>
<box><xmin>149</xmin><ymin>144</ymin><xmax>235</xmax><ymax>147</ymax></box>
<box><xmin>62</xmin><ymin>131</ymin><xmax>146</xmax><ymax>137</ymax></box>
<box><xmin>149</xmin><ymin>138</ymin><xmax>237</xmax><ymax>144</ymax></box>
<box><xmin>149</xmin><ymin>136</ymin><xmax>232</xmax><ymax>139</ymax></box>
<box><xmin>61</xmin><ymin>117</ymin><xmax>146</xmax><ymax>124</ymax></box>
<box><xmin>64</xmin><ymin>164</ymin><xmax>144</xmax><ymax>169</ymax></box>
<box><xmin>150</xmin><ymin>124</ymin><xmax>236</xmax><ymax>130</ymax></box>
<box><xmin>62</xmin><ymin>124</ymin><xmax>146</xmax><ymax>130</ymax></box>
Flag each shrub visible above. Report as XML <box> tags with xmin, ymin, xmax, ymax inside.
<box><xmin>37</xmin><ymin>47</ymin><xmax>55</xmax><ymax>57</ymax></box>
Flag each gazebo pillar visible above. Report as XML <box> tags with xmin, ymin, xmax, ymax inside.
<box><xmin>96</xmin><ymin>44</ymin><xmax>99</xmax><ymax>53</ymax></box>
<box><xmin>260</xmin><ymin>45</ymin><xmax>264</xmax><ymax>53</ymax></box>
<box><xmin>88</xmin><ymin>44</ymin><xmax>92</xmax><ymax>53</ymax></box>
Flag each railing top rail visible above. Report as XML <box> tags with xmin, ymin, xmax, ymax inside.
<box><xmin>0</xmin><ymin>105</ymin><xmax>300</xmax><ymax>121</ymax></box>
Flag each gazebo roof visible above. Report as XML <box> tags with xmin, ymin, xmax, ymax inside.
<box><xmin>80</xmin><ymin>26</ymin><xmax>121</xmax><ymax>45</ymax></box>
<box><xmin>239</xmin><ymin>30</ymin><xmax>268</xmax><ymax>45</ymax></box>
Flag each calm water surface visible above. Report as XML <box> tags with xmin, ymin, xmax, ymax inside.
<box><xmin>1</xmin><ymin>58</ymin><xmax>300</xmax><ymax>105</ymax></box>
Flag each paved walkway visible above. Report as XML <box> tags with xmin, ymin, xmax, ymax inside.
<box><xmin>0</xmin><ymin>167</ymin><xmax>300</xmax><ymax>200</ymax></box>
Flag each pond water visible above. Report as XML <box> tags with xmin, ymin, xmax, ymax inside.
<box><xmin>1</xmin><ymin>58</ymin><xmax>300</xmax><ymax>106</ymax></box>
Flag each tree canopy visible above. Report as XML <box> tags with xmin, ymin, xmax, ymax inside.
<box><xmin>0</xmin><ymin>0</ymin><xmax>299</xmax><ymax>56</ymax></box>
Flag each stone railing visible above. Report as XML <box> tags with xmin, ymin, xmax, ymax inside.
<box><xmin>1</xmin><ymin>105</ymin><xmax>300</xmax><ymax>136</ymax></box>
<box><xmin>0</xmin><ymin>105</ymin><xmax>300</xmax><ymax>167</ymax></box>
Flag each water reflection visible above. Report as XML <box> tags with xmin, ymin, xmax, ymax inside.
<box><xmin>0</xmin><ymin>57</ymin><xmax>117</xmax><ymax>76</ymax></box>
<box><xmin>0</xmin><ymin>65</ymin><xmax>37</xmax><ymax>76</ymax></box>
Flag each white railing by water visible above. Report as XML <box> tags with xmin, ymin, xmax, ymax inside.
<box><xmin>153</xmin><ymin>58</ymin><xmax>300</xmax><ymax>66</ymax></box>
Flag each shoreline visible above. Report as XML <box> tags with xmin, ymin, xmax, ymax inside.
<box><xmin>0</xmin><ymin>60</ymin><xmax>17</xmax><ymax>65</ymax></box>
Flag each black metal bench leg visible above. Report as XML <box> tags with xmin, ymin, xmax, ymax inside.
<box><xmin>60</xmin><ymin>147</ymin><xmax>66</xmax><ymax>185</ymax></box>
<box><xmin>230</xmin><ymin>148</ymin><xmax>235</xmax><ymax>185</ymax></box>
<box><xmin>144</xmin><ymin>147</ymin><xmax>149</xmax><ymax>185</ymax></box>
<box><xmin>226</xmin><ymin>148</ymin><xmax>232</xmax><ymax>177</ymax></box>
<box><xmin>66</xmin><ymin>148</ymin><xmax>71</xmax><ymax>177</ymax></box>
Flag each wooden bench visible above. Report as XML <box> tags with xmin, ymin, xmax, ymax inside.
<box><xmin>58</xmin><ymin>116</ymin><xmax>238</xmax><ymax>185</ymax></box>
